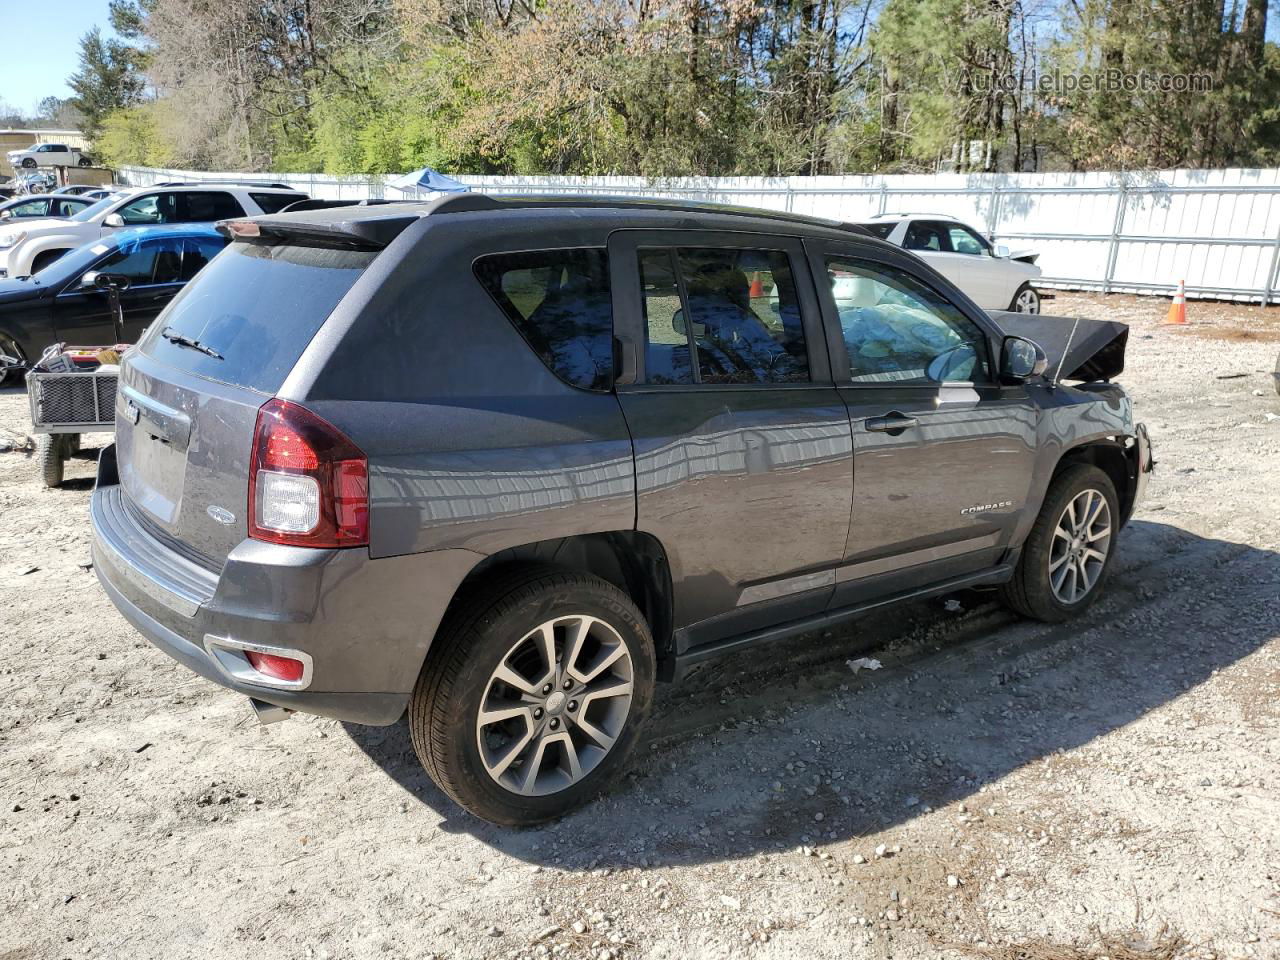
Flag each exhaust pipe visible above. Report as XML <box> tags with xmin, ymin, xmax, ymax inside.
<box><xmin>249</xmin><ymin>697</ymin><xmax>292</xmax><ymax>725</ymax></box>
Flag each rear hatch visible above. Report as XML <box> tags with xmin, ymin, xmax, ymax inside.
<box><xmin>115</xmin><ymin>239</ymin><xmax>379</xmax><ymax>566</ymax></box>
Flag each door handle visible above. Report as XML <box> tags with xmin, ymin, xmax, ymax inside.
<box><xmin>865</xmin><ymin>413</ymin><xmax>919</xmax><ymax>435</ymax></box>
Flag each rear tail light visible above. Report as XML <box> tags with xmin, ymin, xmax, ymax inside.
<box><xmin>248</xmin><ymin>398</ymin><xmax>368</xmax><ymax>548</ymax></box>
<box><xmin>245</xmin><ymin>650</ymin><xmax>307</xmax><ymax>683</ymax></box>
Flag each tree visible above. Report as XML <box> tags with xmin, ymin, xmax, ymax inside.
<box><xmin>68</xmin><ymin>27</ymin><xmax>146</xmax><ymax>138</ymax></box>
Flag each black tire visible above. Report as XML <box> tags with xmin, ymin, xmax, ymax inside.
<box><xmin>77</xmin><ymin>157</ymin><xmax>92</xmax><ymax>167</ymax></box>
<box><xmin>20</xmin><ymin>158</ymin><xmax>36</xmax><ymax>169</ymax></box>
<box><xmin>409</xmin><ymin>566</ymin><xmax>655</xmax><ymax>825</ymax></box>
<box><xmin>1000</xmin><ymin>463</ymin><xmax>1119</xmax><ymax>622</ymax></box>
<box><xmin>36</xmin><ymin>434</ymin><xmax>66</xmax><ymax>488</ymax></box>
<box><xmin>1009</xmin><ymin>282</ymin><xmax>1041</xmax><ymax>313</ymax></box>
<box><xmin>30</xmin><ymin>249</ymin><xmax>68</xmax><ymax>274</ymax></box>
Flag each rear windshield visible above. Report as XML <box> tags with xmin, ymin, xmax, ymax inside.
<box><xmin>138</xmin><ymin>241</ymin><xmax>376</xmax><ymax>393</ymax></box>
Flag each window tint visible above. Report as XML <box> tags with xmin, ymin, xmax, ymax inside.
<box><xmin>179</xmin><ymin>236</ymin><xmax>228</xmax><ymax>281</ymax></box>
<box><xmin>118</xmin><ymin>193</ymin><xmax>177</xmax><ymax>225</ymax></box>
<box><xmin>825</xmin><ymin>257</ymin><xmax>988</xmax><ymax>384</ymax></box>
<box><xmin>638</xmin><ymin>246</ymin><xmax>810</xmax><ymax>385</ymax></box>
<box><xmin>946</xmin><ymin>224</ymin><xmax>988</xmax><ymax>256</ymax></box>
<box><xmin>639</xmin><ymin>250</ymin><xmax>693</xmax><ymax>384</ymax></box>
<box><xmin>903</xmin><ymin>221</ymin><xmax>946</xmax><ymax>251</ymax></box>
<box><xmin>98</xmin><ymin>240</ymin><xmax>162</xmax><ymax>285</ymax></box>
<box><xmin>52</xmin><ymin>198</ymin><xmax>84</xmax><ymax>216</ymax></box>
<box><xmin>250</xmin><ymin>192</ymin><xmax>306</xmax><ymax>214</ymax></box>
<box><xmin>180</xmin><ymin>191</ymin><xmax>245</xmax><ymax>222</ymax></box>
<box><xmin>474</xmin><ymin>248</ymin><xmax>613</xmax><ymax>390</ymax></box>
<box><xmin>857</xmin><ymin>222</ymin><xmax>896</xmax><ymax>240</ymax></box>
<box><xmin>138</xmin><ymin>242</ymin><xmax>377</xmax><ymax>393</ymax></box>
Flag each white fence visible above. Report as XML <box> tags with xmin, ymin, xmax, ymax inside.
<box><xmin>116</xmin><ymin>164</ymin><xmax>1280</xmax><ymax>304</ymax></box>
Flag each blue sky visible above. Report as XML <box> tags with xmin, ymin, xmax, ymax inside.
<box><xmin>1</xmin><ymin>0</ymin><xmax>115</xmax><ymax>113</ymax></box>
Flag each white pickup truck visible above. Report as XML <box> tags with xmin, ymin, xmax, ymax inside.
<box><xmin>7</xmin><ymin>143</ymin><xmax>93</xmax><ymax>170</ymax></box>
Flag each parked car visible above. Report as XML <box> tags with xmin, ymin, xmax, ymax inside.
<box><xmin>0</xmin><ymin>225</ymin><xmax>229</xmax><ymax>385</ymax></box>
<box><xmin>0</xmin><ymin>193</ymin><xmax>94</xmax><ymax>221</ymax></box>
<box><xmin>6</xmin><ymin>143</ymin><xmax>93</xmax><ymax>170</ymax></box>
<box><xmin>90</xmin><ymin>195</ymin><xmax>1152</xmax><ymax>825</ymax></box>
<box><xmin>51</xmin><ymin>185</ymin><xmax>104</xmax><ymax>197</ymax></box>
<box><xmin>857</xmin><ymin>213</ymin><xmax>1044</xmax><ymax>313</ymax></box>
<box><xmin>0</xmin><ymin>182</ymin><xmax>308</xmax><ymax>279</ymax></box>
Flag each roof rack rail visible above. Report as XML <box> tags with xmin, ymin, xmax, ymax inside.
<box><xmin>153</xmin><ymin>180</ymin><xmax>300</xmax><ymax>190</ymax></box>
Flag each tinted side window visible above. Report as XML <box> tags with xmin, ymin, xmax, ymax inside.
<box><xmin>179</xmin><ymin>236</ymin><xmax>228</xmax><ymax>281</ymax></box>
<box><xmin>9</xmin><ymin>199</ymin><xmax>49</xmax><ymax>217</ymax></box>
<box><xmin>903</xmin><ymin>221</ymin><xmax>948</xmax><ymax>251</ymax></box>
<box><xmin>250</xmin><ymin>192</ymin><xmax>307</xmax><ymax>214</ymax></box>
<box><xmin>180</xmin><ymin>191</ymin><xmax>245</xmax><ymax>222</ymax></box>
<box><xmin>474</xmin><ymin>248</ymin><xmax>613</xmax><ymax>391</ymax></box>
<box><xmin>99</xmin><ymin>239</ymin><xmax>164</xmax><ymax>285</ymax></box>
<box><xmin>637</xmin><ymin>246</ymin><xmax>810</xmax><ymax>385</ymax></box>
<box><xmin>825</xmin><ymin>257</ymin><xmax>989</xmax><ymax>384</ymax></box>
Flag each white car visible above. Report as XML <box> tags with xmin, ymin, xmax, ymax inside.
<box><xmin>0</xmin><ymin>182</ymin><xmax>308</xmax><ymax>278</ymax></box>
<box><xmin>7</xmin><ymin>143</ymin><xmax>93</xmax><ymax>170</ymax></box>
<box><xmin>857</xmin><ymin>213</ymin><xmax>1043</xmax><ymax>313</ymax></box>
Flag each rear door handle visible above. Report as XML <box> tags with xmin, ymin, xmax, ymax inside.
<box><xmin>865</xmin><ymin>413</ymin><xmax>919</xmax><ymax>435</ymax></box>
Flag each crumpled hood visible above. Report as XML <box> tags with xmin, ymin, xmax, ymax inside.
<box><xmin>989</xmin><ymin>311</ymin><xmax>1128</xmax><ymax>382</ymax></box>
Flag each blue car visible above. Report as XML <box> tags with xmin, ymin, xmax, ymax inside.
<box><xmin>0</xmin><ymin>225</ymin><xmax>229</xmax><ymax>383</ymax></box>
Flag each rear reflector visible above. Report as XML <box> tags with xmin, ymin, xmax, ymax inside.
<box><xmin>245</xmin><ymin>650</ymin><xmax>306</xmax><ymax>683</ymax></box>
<box><xmin>249</xmin><ymin>399</ymin><xmax>369</xmax><ymax>548</ymax></box>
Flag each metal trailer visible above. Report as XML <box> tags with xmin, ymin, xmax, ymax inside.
<box><xmin>25</xmin><ymin>361</ymin><xmax>118</xmax><ymax>486</ymax></box>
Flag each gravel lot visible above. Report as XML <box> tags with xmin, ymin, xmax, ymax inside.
<box><xmin>1</xmin><ymin>293</ymin><xmax>1278</xmax><ymax>960</ymax></box>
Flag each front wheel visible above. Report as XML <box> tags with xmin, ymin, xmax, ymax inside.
<box><xmin>36</xmin><ymin>434</ymin><xmax>67</xmax><ymax>488</ymax></box>
<box><xmin>20</xmin><ymin>158</ymin><xmax>36</xmax><ymax>169</ymax></box>
<box><xmin>409</xmin><ymin>567</ymin><xmax>655</xmax><ymax>825</ymax></box>
<box><xmin>77</xmin><ymin>157</ymin><xmax>92</xmax><ymax>167</ymax></box>
<box><xmin>1000</xmin><ymin>464</ymin><xmax>1118</xmax><ymax>622</ymax></box>
<box><xmin>1010</xmin><ymin>283</ymin><xmax>1041</xmax><ymax>313</ymax></box>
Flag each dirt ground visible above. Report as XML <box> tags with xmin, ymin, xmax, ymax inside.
<box><xmin>1</xmin><ymin>292</ymin><xmax>1278</xmax><ymax>960</ymax></box>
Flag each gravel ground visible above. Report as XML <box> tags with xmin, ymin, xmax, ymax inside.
<box><xmin>1</xmin><ymin>293</ymin><xmax>1278</xmax><ymax>960</ymax></box>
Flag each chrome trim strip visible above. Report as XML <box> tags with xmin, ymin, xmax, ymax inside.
<box><xmin>203</xmin><ymin>635</ymin><xmax>315</xmax><ymax>691</ymax></box>
<box><xmin>737</xmin><ymin>569</ymin><xmax>836</xmax><ymax>607</ymax></box>
<box><xmin>836</xmin><ymin>532</ymin><xmax>1002</xmax><ymax>582</ymax></box>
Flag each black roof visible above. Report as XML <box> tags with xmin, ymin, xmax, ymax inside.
<box><xmin>222</xmin><ymin>192</ymin><xmax>871</xmax><ymax>248</ymax></box>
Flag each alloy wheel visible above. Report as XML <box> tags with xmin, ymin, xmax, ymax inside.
<box><xmin>476</xmin><ymin>615</ymin><xmax>634</xmax><ymax>797</ymax></box>
<box><xmin>1015</xmin><ymin>287</ymin><xmax>1040</xmax><ymax>313</ymax></box>
<box><xmin>1049</xmin><ymin>488</ymin><xmax>1112</xmax><ymax>604</ymax></box>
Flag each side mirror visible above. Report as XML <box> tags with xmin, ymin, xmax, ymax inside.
<box><xmin>91</xmin><ymin>271</ymin><xmax>131</xmax><ymax>292</ymax></box>
<box><xmin>995</xmin><ymin>244</ymin><xmax>1011</xmax><ymax>258</ymax></box>
<box><xmin>1000</xmin><ymin>335</ymin><xmax>1048</xmax><ymax>382</ymax></box>
<box><xmin>103</xmin><ymin>213</ymin><xmax>125</xmax><ymax>228</ymax></box>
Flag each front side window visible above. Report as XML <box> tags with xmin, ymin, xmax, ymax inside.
<box><xmin>826</xmin><ymin>257</ymin><xmax>989</xmax><ymax>384</ymax></box>
<box><xmin>117</xmin><ymin>193</ymin><xmax>177</xmax><ymax>225</ymax></box>
<box><xmin>5</xmin><ymin>199</ymin><xmax>48</xmax><ymax>218</ymax></box>
<box><xmin>638</xmin><ymin>246</ymin><xmax>810</xmax><ymax>386</ymax></box>
<box><xmin>97</xmin><ymin>238</ymin><xmax>183</xmax><ymax>286</ymax></box>
<box><xmin>945</xmin><ymin>224</ymin><xmax>989</xmax><ymax>256</ymax></box>
<box><xmin>474</xmin><ymin>248</ymin><xmax>613</xmax><ymax>391</ymax></box>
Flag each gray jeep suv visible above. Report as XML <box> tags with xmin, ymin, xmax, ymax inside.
<box><xmin>90</xmin><ymin>194</ymin><xmax>1153</xmax><ymax>824</ymax></box>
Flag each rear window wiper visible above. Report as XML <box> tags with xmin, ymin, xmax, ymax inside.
<box><xmin>160</xmin><ymin>326</ymin><xmax>223</xmax><ymax>360</ymax></box>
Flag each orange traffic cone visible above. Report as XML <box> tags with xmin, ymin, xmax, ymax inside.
<box><xmin>748</xmin><ymin>273</ymin><xmax>764</xmax><ymax>298</ymax></box>
<box><xmin>1165</xmin><ymin>280</ymin><xmax>1188</xmax><ymax>325</ymax></box>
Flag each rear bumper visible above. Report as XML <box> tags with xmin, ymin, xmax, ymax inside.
<box><xmin>91</xmin><ymin>445</ymin><xmax>481</xmax><ymax>726</ymax></box>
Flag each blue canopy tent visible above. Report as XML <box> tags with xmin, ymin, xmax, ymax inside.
<box><xmin>387</xmin><ymin>168</ymin><xmax>470</xmax><ymax>194</ymax></box>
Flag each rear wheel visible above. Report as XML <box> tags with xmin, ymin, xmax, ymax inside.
<box><xmin>36</xmin><ymin>434</ymin><xmax>66</xmax><ymax>488</ymax></box>
<box><xmin>1000</xmin><ymin>464</ymin><xmax>1118</xmax><ymax>622</ymax></box>
<box><xmin>409</xmin><ymin>567</ymin><xmax>655</xmax><ymax>825</ymax></box>
<box><xmin>1010</xmin><ymin>283</ymin><xmax>1041</xmax><ymax>313</ymax></box>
